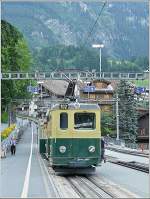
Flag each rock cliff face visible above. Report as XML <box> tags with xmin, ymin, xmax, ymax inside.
<box><xmin>2</xmin><ymin>2</ymin><xmax>148</xmax><ymax>58</ymax></box>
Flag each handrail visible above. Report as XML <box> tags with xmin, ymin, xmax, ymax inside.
<box><xmin>1</xmin><ymin>71</ymin><xmax>145</xmax><ymax>80</ymax></box>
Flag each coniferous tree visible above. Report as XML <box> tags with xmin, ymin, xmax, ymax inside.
<box><xmin>116</xmin><ymin>80</ymin><xmax>138</xmax><ymax>142</ymax></box>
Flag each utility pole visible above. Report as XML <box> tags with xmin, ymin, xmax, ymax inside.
<box><xmin>41</xmin><ymin>84</ymin><xmax>42</xmax><ymax>100</ymax></box>
<box><xmin>8</xmin><ymin>103</ymin><xmax>11</xmax><ymax>127</ymax></box>
<box><xmin>8</xmin><ymin>100</ymin><xmax>12</xmax><ymax>127</ymax></box>
<box><xmin>37</xmin><ymin>81</ymin><xmax>44</xmax><ymax>101</ymax></box>
<box><xmin>92</xmin><ymin>44</ymin><xmax>104</xmax><ymax>78</ymax></box>
<box><xmin>116</xmin><ymin>93</ymin><xmax>119</xmax><ymax>140</ymax></box>
<box><xmin>99</xmin><ymin>47</ymin><xmax>102</xmax><ymax>78</ymax></box>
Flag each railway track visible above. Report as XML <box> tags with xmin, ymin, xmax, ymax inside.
<box><xmin>67</xmin><ymin>176</ymin><xmax>114</xmax><ymax>198</ymax></box>
<box><xmin>46</xmin><ymin>161</ymin><xmax>140</xmax><ymax>198</ymax></box>
<box><xmin>106</xmin><ymin>156</ymin><xmax>149</xmax><ymax>173</ymax></box>
<box><xmin>106</xmin><ymin>146</ymin><xmax>149</xmax><ymax>158</ymax></box>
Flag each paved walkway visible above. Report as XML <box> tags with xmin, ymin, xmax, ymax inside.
<box><xmin>105</xmin><ymin>149</ymin><xmax>149</xmax><ymax>164</ymax></box>
<box><xmin>0</xmin><ymin>123</ymin><xmax>8</xmax><ymax>131</ymax></box>
<box><xmin>107</xmin><ymin>145</ymin><xmax>149</xmax><ymax>155</ymax></box>
<box><xmin>0</xmin><ymin>122</ymin><xmax>55</xmax><ymax>198</ymax></box>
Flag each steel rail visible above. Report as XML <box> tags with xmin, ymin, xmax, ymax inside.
<box><xmin>108</xmin><ymin>160</ymin><xmax>149</xmax><ymax>173</ymax></box>
<box><xmin>78</xmin><ymin>176</ymin><xmax>113</xmax><ymax>198</ymax></box>
<box><xmin>67</xmin><ymin>176</ymin><xmax>113</xmax><ymax>198</ymax></box>
<box><xmin>86</xmin><ymin>176</ymin><xmax>116</xmax><ymax>198</ymax></box>
<box><xmin>67</xmin><ymin>177</ymin><xmax>86</xmax><ymax>198</ymax></box>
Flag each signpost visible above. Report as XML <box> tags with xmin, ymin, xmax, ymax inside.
<box><xmin>83</xmin><ymin>86</ymin><xmax>95</xmax><ymax>93</ymax></box>
<box><xmin>27</xmin><ymin>86</ymin><xmax>39</xmax><ymax>93</ymax></box>
<box><xmin>83</xmin><ymin>86</ymin><xmax>95</xmax><ymax>99</ymax></box>
<box><xmin>134</xmin><ymin>87</ymin><xmax>146</xmax><ymax>94</ymax></box>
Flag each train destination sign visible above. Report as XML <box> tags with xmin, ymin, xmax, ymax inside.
<box><xmin>59</xmin><ymin>104</ymin><xmax>69</xmax><ymax>110</ymax></box>
<box><xmin>83</xmin><ymin>86</ymin><xmax>96</xmax><ymax>93</ymax></box>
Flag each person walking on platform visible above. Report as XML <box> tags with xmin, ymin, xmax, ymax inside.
<box><xmin>10</xmin><ymin>138</ymin><xmax>16</xmax><ymax>155</ymax></box>
<box><xmin>101</xmin><ymin>137</ymin><xmax>106</xmax><ymax>163</ymax></box>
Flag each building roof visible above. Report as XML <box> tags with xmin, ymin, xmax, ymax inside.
<box><xmin>138</xmin><ymin>111</ymin><xmax>149</xmax><ymax>119</ymax></box>
<box><xmin>93</xmin><ymin>79</ymin><xmax>111</xmax><ymax>84</ymax></box>
<box><xmin>109</xmin><ymin>80</ymin><xmax>119</xmax><ymax>90</ymax></box>
<box><xmin>41</xmin><ymin>80</ymin><xmax>69</xmax><ymax>96</ymax></box>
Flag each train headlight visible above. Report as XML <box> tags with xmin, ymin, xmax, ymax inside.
<box><xmin>59</xmin><ymin>146</ymin><xmax>66</xmax><ymax>153</ymax></box>
<box><xmin>88</xmin><ymin>146</ymin><xmax>95</xmax><ymax>153</ymax></box>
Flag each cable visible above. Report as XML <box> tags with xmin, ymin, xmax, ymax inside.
<box><xmin>83</xmin><ymin>1</ymin><xmax>107</xmax><ymax>47</ymax></box>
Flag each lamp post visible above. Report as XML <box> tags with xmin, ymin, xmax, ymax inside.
<box><xmin>92</xmin><ymin>44</ymin><xmax>104</xmax><ymax>78</ymax></box>
<box><xmin>116</xmin><ymin>93</ymin><xmax>119</xmax><ymax>141</ymax></box>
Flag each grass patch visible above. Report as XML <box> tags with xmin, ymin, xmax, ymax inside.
<box><xmin>131</xmin><ymin>79</ymin><xmax>149</xmax><ymax>88</ymax></box>
<box><xmin>1</xmin><ymin>112</ymin><xmax>8</xmax><ymax>123</ymax></box>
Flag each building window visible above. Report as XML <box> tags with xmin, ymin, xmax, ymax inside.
<box><xmin>60</xmin><ymin>113</ymin><xmax>68</xmax><ymax>129</ymax></box>
<box><xmin>74</xmin><ymin>113</ymin><xmax>96</xmax><ymax>130</ymax></box>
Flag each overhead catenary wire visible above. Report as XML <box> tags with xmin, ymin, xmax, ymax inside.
<box><xmin>83</xmin><ymin>1</ymin><xmax>107</xmax><ymax>47</ymax></box>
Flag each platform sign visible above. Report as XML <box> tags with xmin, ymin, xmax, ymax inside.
<box><xmin>27</xmin><ymin>86</ymin><xmax>39</xmax><ymax>93</ymax></box>
<box><xmin>134</xmin><ymin>87</ymin><xmax>146</xmax><ymax>94</ymax></box>
<box><xmin>27</xmin><ymin>85</ymin><xmax>32</xmax><ymax>92</ymax></box>
<box><xmin>83</xmin><ymin>86</ymin><xmax>95</xmax><ymax>93</ymax></box>
<box><xmin>32</xmin><ymin>87</ymin><xmax>39</xmax><ymax>93</ymax></box>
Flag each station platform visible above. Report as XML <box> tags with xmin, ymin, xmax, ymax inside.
<box><xmin>0</xmin><ymin>121</ymin><xmax>55</xmax><ymax>198</ymax></box>
<box><xmin>105</xmin><ymin>146</ymin><xmax>149</xmax><ymax>165</ymax></box>
<box><xmin>106</xmin><ymin>144</ymin><xmax>149</xmax><ymax>156</ymax></box>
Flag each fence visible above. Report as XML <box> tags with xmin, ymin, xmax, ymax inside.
<box><xmin>0</xmin><ymin>123</ymin><xmax>28</xmax><ymax>158</ymax></box>
<box><xmin>105</xmin><ymin>136</ymin><xmax>149</xmax><ymax>150</ymax></box>
<box><xmin>105</xmin><ymin>137</ymin><xmax>137</xmax><ymax>149</ymax></box>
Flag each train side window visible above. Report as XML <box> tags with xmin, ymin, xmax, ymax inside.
<box><xmin>60</xmin><ymin>113</ymin><xmax>68</xmax><ymax>129</ymax></box>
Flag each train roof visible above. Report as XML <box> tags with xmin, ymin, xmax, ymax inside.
<box><xmin>51</xmin><ymin>102</ymin><xmax>100</xmax><ymax>110</ymax></box>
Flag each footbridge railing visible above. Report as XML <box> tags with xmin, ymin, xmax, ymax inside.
<box><xmin>1</xmin><ymin>71</ymin><xmax>146</xmax><ymax>80</ymax></box>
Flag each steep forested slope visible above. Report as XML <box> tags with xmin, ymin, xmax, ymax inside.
<box><xmin>2</xmin><ymin>2</ymin><xmax>149</xmax><ymax>59</ymax></box>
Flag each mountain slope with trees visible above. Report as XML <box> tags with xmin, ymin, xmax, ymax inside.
<box><xmin>2</xmin><ymin>2</ymin><xmax>149</xmax><ymax>59</ymax></box>
<box><xmin>32</xmin><ymin>45</ymin><xmax>148</xmax><ymax>73</ymax></box>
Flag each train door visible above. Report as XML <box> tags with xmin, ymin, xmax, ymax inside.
<box><xmin>56</xmin><ymin>111</ymin><xmax>73</xmax><ymax>159</ymax></box>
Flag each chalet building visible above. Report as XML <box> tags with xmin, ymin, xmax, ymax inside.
<box><xmin>137</xmin><ymin>111</ymin><xmax>149</xmax><ymax>142</ymax></box>
<box><xmin>80</xmin><ymin>79</ymin><xmax>114</xmax><ymax>112</ymax></box>
<box><xmin>38</xmin><ymin>79</ymin><xmax>115</xmax><ymax>113</ymax></box>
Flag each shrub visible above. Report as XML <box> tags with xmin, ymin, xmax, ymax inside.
<box><xmin>1</xmin><ymin>123</ymin><xmax>16</xmax><ymax>141</ymax></box>
<box><xmin>1</xmin><ymin>112</ymin><xmax>8</xmax><ymax>123</ymax></box>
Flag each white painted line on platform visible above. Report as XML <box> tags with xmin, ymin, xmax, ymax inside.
<box><xmin>21</xmin><ymin>124</ymin><xmax>33</xmax><ymax>198</ymax></box>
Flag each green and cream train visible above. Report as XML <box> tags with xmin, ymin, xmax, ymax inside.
<box><xmin>39</xmin><ymin>102</ymin><xmax>102</xmax><ymax>172</ymax></box>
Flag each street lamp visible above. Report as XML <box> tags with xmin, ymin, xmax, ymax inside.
<box><xmin>92</xmin><ymin>44</ymin><xmax>104</xmax><ymax>78</ymax></box>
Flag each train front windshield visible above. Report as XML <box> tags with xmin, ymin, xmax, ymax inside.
<box><xmin>74</xmin><ymin>113</ymin><xmax>96</xmax><ymax>130</ymax></box>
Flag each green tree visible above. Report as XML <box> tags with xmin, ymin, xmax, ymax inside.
<box><xmin>116</xmin><ymin>80</ymin><xmax>138</xmax><ymax>142</ymax></box>
<box><xmin>1</xmin><ymin>20</ymin><xmax>32</xmax><ymax>72</ymax></box>
<box><xmin>1</xmin><ymin>20</ymin><xmax>32</xmax><ymax>120</ymax></box>
<box><xmin>101</xmin><ymin>112</ymin><xmax>114</xmax><ymax>136</ymax></box>
<box><xmin>15</xmin><ymin>39</ymin><xmax>32</xmax><ymax>71</ymax></box>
